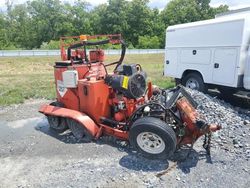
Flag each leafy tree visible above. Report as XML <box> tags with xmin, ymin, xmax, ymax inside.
<box><xmin>99</xmin><ymin>0</ymin><xmax>129</xmax><ymax>34</ymax></box>
<box><xmin>195</xmin><ymin>0</ymin><xmax>214</xmax><ymax>19</ymax></box>
<box><xmin>5</xmin><ymin>3</ymin><xmax>37</xmax><ymax>49</ymax></box>
<box><xmin>161</xmin><ymin>0</ymin><xmax>201</xmax><ymax>26</ymax></box>
<box><xmin>0</xmin><ymin>13</ymin><xmax>9</xmax><ymax>49</ymax></box>
<box><xmin>68</xmin><ymin>0</ymin><xmax>92</xmax><ymax>35</ymax></box>
<box><xmin>40</xmin><ymin>40</ymin><xmax>60</xmax><ymax>49</ymax></box>
<box><xmin>0</xmin><ymin>0</ymin><xmax>229</xmax><ymax>49</ymax></box>
<box><xmin>89</xmin><ymin>4</ymin><xmax>108</xmax><ymax>35</ymax></box>
<box><xmin>137</xmin><ymin>35</ymin><xmax>160</xmax><ymax>49</ymax></box>
<box><xmin>213</xmin><ymin>5</ymin><xmax>229</xmax><ymax>15</ymax></box>
<box><xmin>27</xmin><ymin>0</ymin><xmax>71</xmax><ymax>47</ymax></box>
<box><xmin>150</xmin><ymin>8</ymin><xmax>165</xmax><ymax>48</ymax></box>
<box><xmin>161</xmin><ymin>0</ymin><xmax>228</xmax><ymax>26</ymax></box>
<box><xmin>126</xmin><ymin>0</ymin><xmax>153</xmax><ymax>46</ymax></box>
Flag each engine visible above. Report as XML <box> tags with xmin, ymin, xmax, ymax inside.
<box><xmin>105</xmin><ymin>64</ymin><xmax>147</xmax><ymax>99</ymax></box>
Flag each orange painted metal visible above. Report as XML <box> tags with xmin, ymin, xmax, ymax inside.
<box><xmin>177</xmin><ymin>97</ymin><xmax>197</xmax><ymax>131</ymax></box>
<box><xmin>99</xmin><ymin>124</ymin><xmax>129</xmax><ymax>140</ymax></box>
<box><xmin>110</xmin><ymin>97</ymin><xmax>145</xmax><ymax>120</ymax></box>
<box><xmin>147</xmin><ymin>81</ymin><xmax>153</xmax><ymax>99</ymax></box>
<box><xmin>89</xmin><ymin>50</ymin><xmax>105</xmax><ymax>63</ymax></box>
<box><xmin>176</xmin><ymin>97</ymin><xmax>221</xmax><ymax>145</ymax></box>
<box><xmin>78</xmin><ymin>79</ymin><xmax>111</xmax><ymax>123</ymax></box>
<box><xmin>41</xmin><ymin>34</ymin><xmax>143</xmax><ymax>143</ymax></box>
<box><xmin>176</xmin><ymin>97</ymin><xmax>199</xmax><ymax>145</ymax></box>
<box><xmin>60</xmin><ymin>34</ymin><xmax>122</xmax><ymax>61</ymax></box>
<box><xmin>39</xmin><ymin>104</ymin><xmax>99</xmax><ymax>137</ymax></box>
<box><xmin>54</xmin><ymin>63</ymin><xmax>107</xmax><ymax>111</ymax></box>
<box><xmin>208</xmin><ymin>124</ymin><xmax>221</xmax><ymax>132</ymax></box>
<box><xmin>75</xmin><ymin>49</ymin><xmax>85</xmax><ymax>60</ymax></box>
<box><xmin>53</xmin><ymin>66</ymin><xmax>80</xmax><ymax>111</ymax></box>
<box><xmin>114</xmin><ymin>112</ymin><xmax>126</xmax><ymax>122</ymax></box>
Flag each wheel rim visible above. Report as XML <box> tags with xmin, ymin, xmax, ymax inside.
<box><xmin>136</xmin><ymin>132</ymin><xmax>165</xmax><ymax>154</ymax></box>
<box><xmin>186</xmin><ymin>78</ymin><xmax>200</xmax><ymax>90</ymax></box>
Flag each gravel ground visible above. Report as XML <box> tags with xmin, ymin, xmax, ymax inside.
<box><xmin>0</xmin><ymin>92</ymin><xmax>250</xmax><ymax>188</ymax></box>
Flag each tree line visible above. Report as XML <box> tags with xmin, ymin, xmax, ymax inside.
<box><xmin>0</xmin><ymin>0</ymin><xmax>228</xmax><ymax>50</ymax></box>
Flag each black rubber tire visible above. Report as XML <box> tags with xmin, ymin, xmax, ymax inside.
<box><xmin>67</xmin><ymin>118</ymin><xmax>93</xmax><ymax>142</ymax></box>
<box><xmin>181</xmin><ymin>73</ymin><xmax>207</xmax><ymax>93</ymax></box>
<box><xmin>175</xmin><ymin>78</ymin><xmax>181</xmax><ymax>86</ymax></box>
<box><xmin>47</xmin><ymin>101</ymin><xmax>68</xmax><ymax>133</ymax></box>
<box><xmin>129</xmin><ymin>117</ymin><xmax>177</xmax><ymax>160</ymax></box>
<box><xmin>47</xmin><ymin>116</ymin><xmax>68</xmax><ymax>133</ymax></box>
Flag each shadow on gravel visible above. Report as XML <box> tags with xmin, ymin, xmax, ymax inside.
<box><xmin>118</xmin><ymin>146</ymin><xmax>207</xmax><ymax>173</ymax></box>
<box><xmin>95</xmin><ymin>136</ymin><xmax>169</xmax><ymax>172</ymax></box>
<box><xmin>119</xmin><ymin>145</ymin><xmax>216</xmax><ymax>174</ymax></box>
<box><xmin>170</xmin><ymin>147</ymin><xmax>199</xmax><ymax>174</ymax></box>
<box><xmin>208</xmin><ymin>89</ymin><xmax>250</xmax><ymax>109</ymax></box>
<box><xmin>119</xmin><ymin>153</ymin><xmax>169</xmax><ymax>172</ymax></box>
<box><xmin>35</xmin><ymin>118</ymin><xmax>213</xmax><ymax>173</ymax></box>
<box><xmin>35</xmin><ymin>119</ymin><xmax>90</xmax><ymax>144</ymax></box>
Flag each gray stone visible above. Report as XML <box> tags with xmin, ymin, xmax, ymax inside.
<box><xmin>244</xmin><ymin>120</ymin><xmax>250</xmax><ymax>125</ymax></box>
<box><xmin>233</xmin><ymin>139</ymin><xmax>238</xmax><ymax>145</ymax></box>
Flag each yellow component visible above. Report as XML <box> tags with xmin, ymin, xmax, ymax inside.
<box><xmin>79</xmin><ymin>35</ymin><xmax>87</xmax><ymax>41</ymax></box>
<box><xmin>122</xmin><ymin>76</ymin><xmax>129</xmax><ymax>89</ymax></box>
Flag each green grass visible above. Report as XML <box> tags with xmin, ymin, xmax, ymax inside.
<box><xmin>0</xmin><ymin>54</ymin><xmax>175</xmax><ymax>106</ymax></box>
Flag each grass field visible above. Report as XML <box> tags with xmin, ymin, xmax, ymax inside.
<box><xmin>0</xmin><ymin>54</ymin><xmax>175</xmax><ymax>106</ymax></box>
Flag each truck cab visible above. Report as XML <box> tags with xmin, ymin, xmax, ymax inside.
<box><xmin>164</xmin><ymin>8</ymin><xmax>250</xmax><ymax>94</ymax></box>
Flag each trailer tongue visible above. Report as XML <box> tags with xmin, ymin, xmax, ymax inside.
<box><xmin>39</xmin><ymin>34</ymin><xmax>220</xmax><ymax>159</ymax></box>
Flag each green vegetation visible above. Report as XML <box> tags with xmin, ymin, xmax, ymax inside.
<box><xmin>0</xmin><ymin>56</ymin><xmax>57</xmax><ymax>105</ymax></box>
<box><xmin>0</xmin><ymin>54</ymin><xmax>175</xmax><ymax>106</ymax></box>
<box><xmin>138</xmin><ymin>36</ymin><xmax>160</xmax><ymax>49</ymax></box>
<box><xmin>0</xmin><ymin>0</ymin><xmax>228</xmax><ymax>50</ymax></box>
<box><xmin>40</xmin><ymin>40</ymin><xmax>61</xmax><ymax>50</ymax></box>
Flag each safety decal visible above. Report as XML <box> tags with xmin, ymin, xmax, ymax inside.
<box><xmin>57</xmin><ymin>80</ymin><xmax>67</xmax><ymax>97</ymax></box>
<box><xmin>122</xmin><ymin>76</ymin><xmax>129</xmax><ymax>89</ymax></box>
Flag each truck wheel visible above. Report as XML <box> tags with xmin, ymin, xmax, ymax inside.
<box><xmin>47</xmin><ymin>102</ymin><xmax>68</xmax><ymax>133</ymax></box>
<box><xmin>67</xmin><ymin>118</ymin><xmax>93</xmax><ymax>142</ymax></box>
<box><xmin>181</xmin><ymin>73</ymin><xmax>206</xmax><ymax>92</ymax></box>
<box><xmin>175</xmin><ymin>78</ymin><xmax>181</xmax><ymax>85</ymax></box>
<box><xmin>129</xmin><ymin>117</ymin><xmax>177</xmax><ymax>159</ymax></box>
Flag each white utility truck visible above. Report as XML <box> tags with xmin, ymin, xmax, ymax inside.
<box><xmin>164</xmin><ymin>8</ymin><xmax>250</xmax><ymax>95</ymax></box>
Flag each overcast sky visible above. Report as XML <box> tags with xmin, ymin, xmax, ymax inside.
<box><xmin>0</xmin><ymin>0</ymin><xmax>250</xmax><ymax>10</ymax></box>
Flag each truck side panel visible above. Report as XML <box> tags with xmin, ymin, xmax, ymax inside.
<box><xmin>212</xmin><ymin>48</ymin><xmax>238</xmax><ymax>85</ymax></box>
<box><xmin>170</xmin><ymin>47</ymin><xmax>241</xmax><ymax>88</ymax></box>
<box><xmin>164</xmin><ymin>49</ymin><xmax>178</xmax><ymax>77</ymax></box>
<box><xmin>165</xmin><ymin>17</ymin><xmax>246</xmax><ymax>89</ymax></box>
<box><xmin>174</xmin><ymin>48</ymin><xmax>214</xmax><ymax>84</ymax></box>
<box><xmin>180</xmin><ymin>49</ymin><xmax>211</xmax><ymax>65</ymax></box>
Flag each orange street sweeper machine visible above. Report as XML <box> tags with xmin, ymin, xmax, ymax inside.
<box><xmin>39</xmin><ymin>34</ymin><xmax>221</xmax><ymax>159</ymax></box>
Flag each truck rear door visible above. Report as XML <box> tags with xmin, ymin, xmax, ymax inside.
<box><xmin>212</xmin><ymin>48</ymin><xmax>238</xmax><ymax>86</ymax></box>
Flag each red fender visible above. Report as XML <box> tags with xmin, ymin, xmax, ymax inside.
<box><xmin>39</xmin><ymin>104</ymin><xmax>100</xmax><ymax>137</ymax></box>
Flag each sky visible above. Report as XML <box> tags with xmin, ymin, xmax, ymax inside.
<box><xmin>0</xmin><ymin>0</ymin><xmax>250</xmax><ymax>10</ymax></box>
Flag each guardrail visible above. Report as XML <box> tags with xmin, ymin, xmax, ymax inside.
<box><xmin>0</xmin><ymin>49</ymin><xmax>164</xmax><ymax>57</ymax></box>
